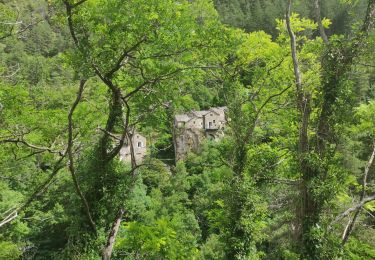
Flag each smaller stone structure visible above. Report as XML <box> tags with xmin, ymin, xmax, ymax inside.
<box><xmin>119</xmin><ymin>132</ymin><xmax>147</xmax><ymax>164</ymax></box>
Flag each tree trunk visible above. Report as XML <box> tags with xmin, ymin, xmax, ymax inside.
<box><xmin>102</xmin><ymin>208</ymin><xmax>124</xmax><ymax>260</ymax></box>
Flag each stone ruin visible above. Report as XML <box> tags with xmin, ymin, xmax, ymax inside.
<box><xmin>117</xmin><ymin>106</ymin><xmax>227</xmax><ymax>164</ymax></box>
<box><xmin>119</xmin><ymin>132</ymin><xmax>147</xmax><ymax>164</ymax></box>
<box><xmin>173</xmin><ymin>107</ymin><xmax>227</xmax><ymax>161</ymax></box>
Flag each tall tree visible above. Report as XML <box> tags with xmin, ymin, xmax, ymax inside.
<box><xmin>286</xmin><ymin>0</ymin><xmax>375</xmax><ymax>257</ymax></box>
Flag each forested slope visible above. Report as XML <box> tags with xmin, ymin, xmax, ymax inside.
<box><xmin>214</xmin><ymin>0</ymin><xmax>369</xmax><ymax>37</ymax></box>
<box><xmin>0</xmin><ymin>0</ymin><xmax>375</xmax><ymax>259</ymax></box>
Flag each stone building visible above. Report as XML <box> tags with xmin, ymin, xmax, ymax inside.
<box><xmin>119</xmin><ymin>132</ymin><xmax>147</xmax><ymax>164</ymax></box>
<box><xmin>173</xmin><ymin>107</ymin><xmax>227</xmax><ymax>161</ymax></box>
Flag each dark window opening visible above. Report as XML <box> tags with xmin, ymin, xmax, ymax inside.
<box><xmin>137</xmin><ymin>142</ymin><xmax>142</xmax><ymax>147</ymax></box>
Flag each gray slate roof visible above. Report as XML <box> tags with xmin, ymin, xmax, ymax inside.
<box><xmin>175</xmin><ymin>114</ymin><xmax>191</xmax><ymax>122</ymax></box>
<box><xmin>190</xmin><ymin>110</ymin><xmax>209</xmax><ymax>117</ymax></box>
<box><xmin>175</xmin><ymin>106</ymin><xmax>227</xmax><ymax>123</ymax></box>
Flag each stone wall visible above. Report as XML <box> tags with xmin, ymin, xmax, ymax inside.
<box><xmin>119</xmin><ymin>133</ymin><xmax>147</xmax><ymax>164</ymax></box>
<box><xmin>173</xmin><ymin>127</ymin><xmax>206</xmax><ymax>162</ymax></box>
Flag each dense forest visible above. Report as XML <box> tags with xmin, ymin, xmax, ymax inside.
<box><xmin>0</xmin><ymin>0</ymin><xmax>375</xmax><ymax>259</ymax></box>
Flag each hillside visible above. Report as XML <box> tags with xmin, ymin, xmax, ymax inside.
<box><xmin>1</xmin><ymin>0</ymin><xmax>375</xmax><ymax>259</ymax></box>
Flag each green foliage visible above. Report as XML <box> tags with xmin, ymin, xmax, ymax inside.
<box><xmin>109</xmin><ymin>160</ymin><xmax>201</xmax><ymax>259</ymax></box>
<box><xmin>116</xmin><ymin>217</ymin><xmax>198</xmax><ymax>259</ymax></box>
<box><xmin>345</xmin><ymin>238</ymin><xmax>375</xmax><ymax>259</ymax></box>
<box><xmin>1</xmin><ymin>0</ymin><xmax>375</xmax><ymax>258</ymax></box>
<box><xmin>0</xmin><ymin>240</ymin><xmax>21</xmax><ymax>259</ymax></box>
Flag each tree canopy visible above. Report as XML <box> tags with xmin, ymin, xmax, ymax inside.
<box><xmin>1</xmin><ymin>0</ymin><xmax>375</xmax><ymax>259</ymax></box>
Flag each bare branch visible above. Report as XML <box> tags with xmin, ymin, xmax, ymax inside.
<box><xmin>0</xmin><ymin>211</ymin><xmax>18</xmax><ymax>227</ymax></box>
<box><xmin>256</xmin><ymin>85</ymin><xmax>292</xmax><ymax>121</ymax></box>
<box><xmin>360</xmin><ymin>143</ymin><xmax>375</xmax><ymax>199</ymax></box>
<box><xmin>341</xmin><ymin>142</ymin><xmax>375</xmax><ymax>244</ymax></box>
<box><xmin>67</xmin><ymin>79</ymin><xmax>97</xmax><ymax>234</ymax></box>
<box><xmin>105</xmin><ymin>36</ymin><xmax>147</xmax><ymax>79</ymax></box>
<box><xmin>286</xmin><ymin>0</ymin><xmax>302</xmax><ymax>94</ymax></box>
<box><xmin>249</xmin><ymin>57</ymin><xmax>287</xmax><ymax>101</ymax></box>
<box><xmin>314</xmin><ymin>0</ymin><xmax>329</xmax><ymax>44</ymax></box>
<box><xmin>0</xmin><ymin>138</ymin><xmax>61</xmax><ymax>155</ymax></box>
<box><xmin>98</xmin><ymin>128</ymin><xmax>122</xmax><ymax>141</ymax></box>
<box><xmin>242</xmin><ymin>84</ymin><xmax>292</xmax><ymax>145</ymax></box>
<box><xmin>122</xmin><ymin>80</ymin><xmax>153</xmax><ymax>101</ymax></box>
<box><xmin>334</xmin><ymin>194</ymin><xmax>375</xmax><ymax>224</ymax></box>
<box><xmin>0</xmin><ymin>155</ymin><xmax>66</xmax><ymax>228</ymax></box>
<box><xmin>0</xmin><ymin>63</ymin><xmax>20</xmax><ymax>78</ymax></box>
<box><xmin>0</xmin><ymin>13</ymin><xmax>47</xmax><ymax>41</ymax></box>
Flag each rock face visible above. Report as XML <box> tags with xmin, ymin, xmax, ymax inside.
<box><xmin>173</xmin><ymin>107</ymin><xmax>227</xmax><ymax>161</ymax></box>
<box><xmin>119</xmin><ymin>132</ymin><xmax>147</xmax><ymax>164</ymax></box>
